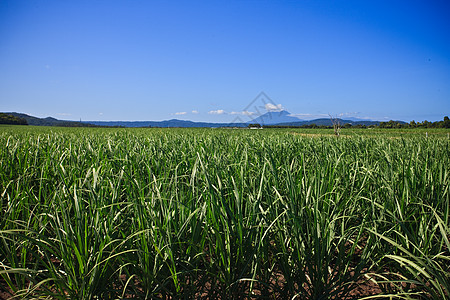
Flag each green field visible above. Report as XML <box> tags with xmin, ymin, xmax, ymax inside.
<box><xmin>1</xmin><ymin>126</ymin><xmax>449</xmax><ymax>299</ymax></box>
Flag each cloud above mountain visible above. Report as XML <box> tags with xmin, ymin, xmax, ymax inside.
<box><xmin>265</xmin><ymin>103</ymin><xmax>284</xmax><ymax>112</ymax></box>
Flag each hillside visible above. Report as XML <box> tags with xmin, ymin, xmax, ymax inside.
<box><xmin>0</xmin><ymin>113</ymin><xmax>28</xmax><ymax>125</ymax></box>
<box><xmin>5</xmin><ymin>113</ymin><xmax>100</xmax><ymax>127</ymax></box>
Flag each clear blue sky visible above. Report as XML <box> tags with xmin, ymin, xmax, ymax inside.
<box><xmin>1</xmin><ymin>0</ymin><xmax>449</xmax><ymax>122</ymax></box>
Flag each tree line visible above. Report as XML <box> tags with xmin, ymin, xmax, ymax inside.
<box><xmin>255</xmin><ymin>116</ymin><xmax>450</xmax><ymax>129</ymax></box>
<box><xmin>379</xmin><ymin>116</ymin><xmax>450</xmax><ymax>129</ymax></box>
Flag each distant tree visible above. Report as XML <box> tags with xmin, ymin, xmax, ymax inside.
<box><xmin>444</xmin><ymin>116</ymin><xmax>450</xmax><ymax>128</ymax></box>
<box><xmin>379</xmin><ymin>121</ymin><xmax>393</xmax><ymax>128</ymax></box>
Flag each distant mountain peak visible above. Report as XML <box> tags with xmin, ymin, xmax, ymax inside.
<box><xmin>249</xmin><ymin>110</ymin><xmax>303</xmax><ymax>125</ymax></box>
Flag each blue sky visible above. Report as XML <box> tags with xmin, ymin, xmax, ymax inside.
<box><xmin>1</xmin><ymin>0</ymin><xmax>449</xmax><ymax>122</ymax></box>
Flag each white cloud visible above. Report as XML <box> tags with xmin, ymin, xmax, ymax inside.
<box><xmin>191</xmin><ymin>110</ymin><xmax>199</xmax><ymax>114</ymax></box>
<box><xmin>287</xmin><ymin>112</ymin><xmax>376</xmax><ymax>120</ymax></box>
<box><xmin>325</xmin><ymin>112</ymin><xmax>374</xmax><ymax>120</ymax></box>
<box><xmin>288</xmin><ymin>113</ymin><xmax>327</xmax><ymax>118</ymax></box>
<box><xmin>208</xmin><ymin>109</ymin><xmax>226</xmax><ymax>115</ymax></box>
<box><xmin>265</xmin><ymin>103</ymin><xmax>284</xmax><ymax>112</ymax></box>
<box><xmin>353</xmin><ymin>116</ymin><xmax>373</xmax><ymax>120</ymax></box>
<box><xmin>56</xmin><ymin>113</ymin><xmax>71</xmax><ymax>116</ymax></box>
<box><xmin>338</xmin><ymin>112</ymin><xmax>371</xmax><ymax>119</ymax></box>
<box><xmin>99</xmin><ymin>112</ymin><xmax>104</xmax><ymax>116</ymax></box>
<box><xmin>230</xmin><ymin>111</ymin><xmax>255</xmax><ymax>116</ymax></box>
<box><xmin>175</xmin><ymin>111</ymin><xmax>187</xmax><ymax>115</ymax></box>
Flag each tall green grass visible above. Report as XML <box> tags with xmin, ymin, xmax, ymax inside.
<box><xmin>0</xmin><ymin>126</ymin><xmax>448</xmax><ymax>299</ymax></box>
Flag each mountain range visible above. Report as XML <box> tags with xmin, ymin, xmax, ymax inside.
<box><xmin>3</xmin><ymin>111</ymin><xmax>383</xmax><ymax>127</ymax></box>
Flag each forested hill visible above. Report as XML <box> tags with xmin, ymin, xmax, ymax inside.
<box><xmin>3</xmin><ymin>112</ymin><xmax>99</xmax><ymax>127</ymax></box>
<box><xmin>0</xmin><ymin>113</ymin><xmax>28</xmax><ymax>125</ymax></box>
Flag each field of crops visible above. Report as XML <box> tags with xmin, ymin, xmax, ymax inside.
<box><xmin>1</xmin><ymin>126</ymin><xmax>449</xmax><ymax>299</ymax></box>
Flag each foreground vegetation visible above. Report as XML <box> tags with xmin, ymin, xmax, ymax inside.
<box><xmin>0</xmin><ymin>126</ymin><xmax>449</xmax><ymax>299</ymax></box>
